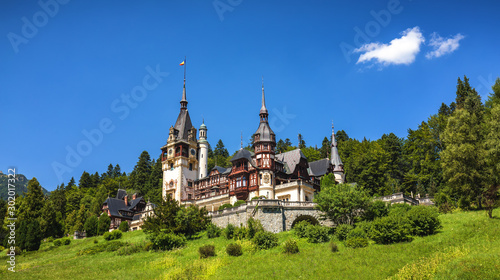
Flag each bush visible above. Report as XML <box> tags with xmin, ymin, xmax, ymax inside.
<box><xmin>226</xmin><ymin>243</ymin><xmax>243</xmax><ymax>256</ymax></box>
<box><xmin>369</xmin><ymin>215</ymin><xmax>412</xmax><ymax>244</ymax></box>
<box><xmin>53</xmin><ymin>239</ymin><xmax>62</xmax><ymax>246</ymax></box>
<box><xmin>355</xmin><ymin>221</ymin><xmax>372</xmax><ymax>235</ymax></box>
<box><xmin>434</xmin><ymin>192</ymin><xmax>453</xmax><ymax>213</ymax></box>
<box><xmin>283</xmin><ymin>239</ymin><xmax>299</xmax><ymax>254</ymax></box>
<box><xmin>218</xmin><ymin>203</ymin><xmax>233</xmax><ymax>211</ymax></box>
<box><xmin>0</xmin><ymin>246</ymin><xmax>4</xmax><ymax>251</ymax></box>
<box><xmin>63</xmin><ymin>238</ymin><xmax>71</xmax><ymax>245</ymax></box>
<box><xmin>47</xmin><ymin>236</ymin><xmax>54</xmax><ymax>243</ymax></box>
<box><xmin>118</xmin><ymin>221</ymin><xmax>130</xmax><ymax>232</ymax></box>
<box><xmin>346</xmin><ymin>227</ymin><xmax>367</xmax><ymax>240</ymax></box>
<box><xmin>206</xmin><ymin>223</ymin><xmax>221</xmax><ymax>238</ymax></box>
<box><xmin>94</xmin><ymin>239</ymin><xmax>98</xmax><ymax>244</ymax></box>
<box><xmin>345</xmin><ymin>237</ymin><xmax>369</xmax><ymax>248</ymax></box>
<box><xmin>233</xmin><ymin>226</ymin><xmax>248</xmax><ymax>240</ymax></box>
<box><xmin>252</xmin><ymin>231</ymin><xmax>278</xmax><ymax>250</ymax></box>
<box><xmin>104</xmin><ymin>230</ymin><xmax>123</xmax><ymax>241</ymax></box>
<box><xmin>364</xmin><ymin>200</ymin><xmax>389</xmax><ymax>221</ymax></box>
<box><xmin>199</xmin><ymin>245</ymin><xmax>216</xmax><ymax>258</ymax></box>
<box><xmin>148</xmin><ymin>232</ymin><xmax>186</xmax><ymax>251</ymax></box>
<box><xmin>233</xmin><ymin>200</ymin><xmax>246</xmax><ymax>207</ymax></box>
<box><xmin>406</xmin><ymin>206</ymin><xmax>441</xmax><ymax>236</ymax></box>
<box><xmin>388</xmin><ymin>203</ymin><xmax>412</xmax><ymax>216</ymax></box>
<box><xmin>329</xmin><ymin>242</ymin><xmax>338</xmax><ymax>253</ymax></box>
<box><xmin>293</xmin><ymin>220</ymin><xmax>311</xmax><ymax>238</ymax></box>
<box><xmin>77</xmin><ymin>241</ymin><xmax>127</xmax><ymax>256</ymax></box>
<box><xmin>223</xmin><ymin>224</ymin><xmax>235</xmax><ymax>240</ymax></box>
<box><xmin>144</xmin><ymin>242</ymin><xmax>153</xmax><ymax>251</ymax></box>
<box><xmin>5</xmin><ymin>246</ymin><xmax>21</xmax><ymax>256</ymax></box>
<box><xmin>305</xmin><ymin>225</ymin><xmax>330</xmax><ymax>243</ymax></box>
<box><xmin>103</xmin><ymin>232</ymin><xmax>112</xmax><ymax>241</ymax></box>
<box><xmin>335</xmin><ymin>224</ymin><xmax>353</xmax><ymax>241</ymax></box>
<box><xmin>116</xmin><ymin>242</ymin><xmax>144</xmax><ymax>256</ymax></box>
<box><xmin>247</xmin><ymin>217</ymin><xmax>264</xmax><ymax>239</ymax></box>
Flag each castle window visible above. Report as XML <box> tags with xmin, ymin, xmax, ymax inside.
<box><xmin>189</xmin><ymin>163</ymin><xmax>193</xmax><ymax>171</ymax></box>
<box><xmin>263</xmin><ymin>144</ymin><xmax>268</xmax><ymax>150</ymax></box>
<box><xmin>170</xmin><ymin>163</ymin><xmax>174</xmax><ymax>170</ymax></box>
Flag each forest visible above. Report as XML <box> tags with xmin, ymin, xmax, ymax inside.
<box><xmin>1</xmin><ymin>75</ymin><xmax>499</xmax><ymax>251</ymax></box>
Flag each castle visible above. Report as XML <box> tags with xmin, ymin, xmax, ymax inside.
<box><xmin>160</xmin><ymin>77</ymin><xmax>345</xmax><ymax>211</ymax></box>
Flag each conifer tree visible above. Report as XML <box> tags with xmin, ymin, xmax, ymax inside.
<box><xmin>79</xmin><ymin>171</ymin><xmax>92</xmax><ymax>189</ymax></box>
<box><xmin>133</xmin><ymin>151</ymin><xmax>152</xmax><ymax>195</ymax></box>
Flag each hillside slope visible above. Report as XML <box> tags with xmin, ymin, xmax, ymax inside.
<box><xmin>0</xmin><ymin>173</ymin><xmax>50</xmax><ymax>200</ymax></box>
<box><xmin>0</xmin><ymin>209</ymin><xmax>499</xmax><ymax>279</ymax></box>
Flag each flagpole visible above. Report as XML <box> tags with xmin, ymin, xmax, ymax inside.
<box><xmin>184</xmin><ymin>56</ymin><xmax>186</xmax><ymax>86</ymax></box>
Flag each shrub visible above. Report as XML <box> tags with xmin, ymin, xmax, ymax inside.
<box><xmin>5</xmin><ymin>246</ymin><xmax>22</xmax><ymax>256</ymax></box>
<box><xmin>148</xmin><ymin>232</ymin><xmax>186</xmax><ymax>251</ymax></box>
<box><xmin>329</xmin><ymin>242</ymin><xmax>338</xmax><ymax>253</ymax></box>
<box><xmin>218</xmin><ymin>203</ymin><xmax>233</xmax><ymax>211</ymax></box>
<box><xmin>63</xmin><ymin>238</ymin><xmax>71</xmax><ymax>245</ymax></box>
<box><xmin>346</xmin><ymin>227</ymin><xmax>367</xmax><ymax>240</ymax></box>
<box><xmin>434</xmin><ymin>192</ymin><xmax>453</xmax><ymax>213</ymax></box>
<box><xmin>144</xmin><ymin>242</ymin><xmax>153</xmax><ymax>251</ymax></box>
<box><xmin>293</xmin><ymin>220</ymin><xmax>311</xmax><ymax>238</ymax></box>
<box><xmin>198</xmin><ymin>245</ymin><xmax>216</xmax><ymax>258</ymax></box>
<box><xmin>94</xmin><ymin>239</ymin><xmax>98</xmax><ymax>244</ymax></box>
<box><xmin>103</xmin><ymin>232</ymin><xmax>112</xmax><ymax>241</ymax></box>
<box><xmin>406</xmin><ymin>206</ymin><xmax>441</xmax><ymax>236</ymax></box>
<box><xmin>247</xmin><ymin>217</ymin><xmax>264</xmax><ymax>239</ymax></box>
<box><xmin>251</xmin><ymin>196</ymin><xmax>265</xmax><ymax>200</ymax></box>
<box><xmin>0</xmin><ymin>246</ymin><xmax>4</xmax><ymax>251</ymax></box>
<box><xmin>118</xmin><ymin>221</ymin><xmax>130</xmax><ymax>232</ymax></box>
<box><xmin>305</xmin><ymin>225</ymin><xmax>330</xmax><ymax>243</ymax></box>
<box><xmin>53</xmin><ymin>239</ymin><xmax>62</xmax><ymax>246</ymax></box>
<box><xmin>355</xmin><ymin>221</ymin><xmax>372</xmax><ymax>235</ymax></box>
<box><xmin>226</xmin><ymin>243</ymin><xmax>243</xmax><ymax>256</ymax></box>
<box><xmin>233</xmin><ymin>200</ymin><xmax>246</xmax><ymax>207</ymax></box>
<box><xmin>47</xmin><ymin>236</ymin><xmax>54</xmax><ymax>243</ymax></box>
<box><xmin>104</xmin><ymin>230</ymin><xmax>122</xmax><ymax>241</ymax></box>
<box><xmin>345</xmin><ymin>237</ymin><xmax>369</xmax><ymax>248</ymax></box>
<box><xmin>364</xmin><ymin>200</ymin><xmax>389</xmax><ymax>221</ymax></box>
<box><xmin>223</xmin><ymin>224</ymin><xmax>235</xmax><ymax>240</ymax></box>
<box><xmin>116</xmin><ymin>243</ymin><xmax>144</xmax><ymax>256</ymax></box>
<box><xmin>77</xmin><ymin>241</ymin><xmax>127</xmax><ymax>256</ymax></box>
<box><xmin>283</xmin><ymin>239</ymin><xmax>299</xmax><ymax>254</ymax></box>
<box><xmin>233</xmin><ymin>226</ymin><xmax>248</xmax><ymax>240</ymax></box>
<box><xmin>334</xmin><ymin>224</ymin><xmax>353</xmax><ymax>241</ymax></box>
<box><xmin>388</xmin><ymin>203</ymin><xmax>412</xmax><ymax>216</ymax></box>
<box><xmin>369</xmin><ymin>215</ymin><xmax>412</xmax><ymax>244</ymax></box>
<box><xmin>206</xmin><ymin>223</ymin><xmax>221</xmax><ymax>238</ymax></box>
<box><xmin>252</xmin><ymin>231</ymin><xmax>278</xmax><ymax>250</ymax></box>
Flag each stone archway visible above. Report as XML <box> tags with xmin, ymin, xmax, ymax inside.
<box><xmin>289</xmin><ymin>214</ymin><xmax>320</xmax><ymax>230</ymax></box>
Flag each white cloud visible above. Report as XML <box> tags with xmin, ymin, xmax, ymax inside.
<box><xmin>425</xmin><ymin>32</ymin><xmax>465</xmax><ymax>59</ymax></box>
<box><xmin>354</xmin><ymin>27</ymin><xmax>425</xmax><ymax>66</ymax></box>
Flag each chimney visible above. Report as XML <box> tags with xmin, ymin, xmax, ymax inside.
<box><xmin>124</xmin><ymin>195</ymin><xmax>128</xmax><ymax>206</ymax></box>
<box><xmin>132</xmin><ymin>193</ymin><xmax>137</xmax><ymax>200</ymax></box>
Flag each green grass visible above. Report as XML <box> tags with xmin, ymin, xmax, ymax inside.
<box><xmin>1</xmin><ymin>209</ymin><xmax>499</xmax><ymax>279</ymax></box>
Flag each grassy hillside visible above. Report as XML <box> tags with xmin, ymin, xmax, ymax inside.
<box><xmin>1</xmin><ymin>209</ymin><xmax>499</xmax><ymax>279</ymax></box>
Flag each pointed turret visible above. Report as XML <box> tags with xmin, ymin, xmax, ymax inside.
<box><xmin>330</xmin><ymin>123</ymin><xmax>343</xmax><ymax>172</ymax></box>
<box><xmin>260</xmin><ymin>78</ymin><xmax>268</xmax><ymax>119</ymax></box>
<box><xmin>180</xmin><ymin>78</ymin><xmax>188</xmax><ymax>110</ymax></box>
<box><xmin>253</xmin><ymin>80</ymin><xmax>275</xmax><ymax>144</ymax></box>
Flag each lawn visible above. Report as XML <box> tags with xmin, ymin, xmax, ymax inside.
<box><xmin>1</xmin><ymin>209</ymin><xmax>499</xmax><ymax>280</ymax></box>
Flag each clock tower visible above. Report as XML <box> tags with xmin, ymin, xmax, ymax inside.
<box><xmin>252</xmin><ymin>81</ymin><xmax>276</xmax><ymax>199</ymax></box>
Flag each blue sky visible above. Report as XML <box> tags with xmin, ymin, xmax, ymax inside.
<box><xmin>1</xmin><ymin>0</ymin><xmax>499</xmax><ymax>191</ymax></box>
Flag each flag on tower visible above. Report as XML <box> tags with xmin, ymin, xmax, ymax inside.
<box><xmin>179</xmin><ymin>60</ymin><xmax>185</xmax><ymax>66</ymax></box>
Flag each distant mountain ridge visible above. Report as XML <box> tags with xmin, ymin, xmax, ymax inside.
<box><xmin>0</xmin><ymin>172</ymin><xmax>50</xmax><ymax>200</ymax></box>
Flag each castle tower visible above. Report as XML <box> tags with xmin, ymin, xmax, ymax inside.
<box><xmin>252</xmin><ymin>80</ymin><xmax>276</xmax><ymax>199</ymax></box>
<box><xmin>330</xmin><ymin>123</ymin><xmax>345</xmax><ymax>184</ymax></box>
<box><xmin>198</xmin><ymin>120</ymin><xmax>208</xmax><ymax>179</ymax></box>
<box><xmin>161</xmin><ymin>74</ymin><xmax>198</xmax><ymax>202</ymax></box>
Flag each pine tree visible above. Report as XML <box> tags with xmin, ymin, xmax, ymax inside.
<box><xmin>320</xmin><ymin>136</ymin><xmax>331</xmax><ymax>159</ymax></box>
<box><xmin>79</xmin><ymin>171</ymin><xmax>92</xmax><ymax>189</ymax></box>
<box><xmin>98</xmin><ymin>213</ymin><xmax>111</xmax><ymax>235</ymax></box>
<box><xmin>214</xmin><ymin>139</ymin><xmax>229</xmax><ymax>158</ymax></box>
<box><xmin>106</xmin><ymin>164</ymin><xmax>114</xmax><ymax>178</ymax></box>
<box><xmin>84</xmin><ymin>215</ymin><xmax>99</xmax><ymax>237</ymax></box>
<box><xmin>17</xmin><ymin>218</ymin><xmax>42</xmax><ymax>251</ymax></box>
<box><xmin>133</xmin><ymin>151</ymin><xmax>152</xmax><ymax>195</ymax></box>
<box><xmin>66</xmin><ymin>177</ymin><xmax>76</xmax><ymax>191</ymax></box>
<box><xmin>18</xmin><ymin>178</ymin><xmax>45</xmax><ymax>220</ymax></box>
<box><xmin>39</xmin><ymin>200</ymin><xmax>62</xmax><ymax>238</ymax></box>
<box><xmin>113</xmin><ymin>164</ymin><xmax>122</xmax><ymax>178</ymax></box>
<box><xmin>441</xmin><ymin>78</ymin><xmax>485</xmax><ymax>209</ymax></box>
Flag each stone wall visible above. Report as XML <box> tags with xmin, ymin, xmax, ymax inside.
<box><xmin>209</xmin><ymin>200</ymin><xmax>331</xmax><ymax>233</ymax></box>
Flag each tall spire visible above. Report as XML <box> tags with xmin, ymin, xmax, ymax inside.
<box><xmin>260</xmin><ymin>76</ymin><xmax>268</xmax><ymax>122</ymax></box>
<box><xmin>331</xmin><ymin>121</ymin><xmax>343</xmax><ymax>170</ymax></box>
<box><xmin>180</xmin><ymin>56</ymin><xmax>187</xmax><ymax>111</ymax></box>
<box><xmin>331</xmin><ymin>120</ymin><xmax>336</xmax><ymax>147</ymax></box>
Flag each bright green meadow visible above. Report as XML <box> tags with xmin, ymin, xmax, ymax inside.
<box><xmin>1</xmin><ymin>209</ymin><xmax>499</xmax><ymax>280</ymax></box>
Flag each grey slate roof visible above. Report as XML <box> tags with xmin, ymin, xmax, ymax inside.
<box><xmin>174</xmin><ymin>110</ymin><xmax>193</xmax><ymax>141</ymax></box>
<box><xmin>211</xmin><ymin>166</ymin><xmax>229</xmax><ymax>174</ymax></box>
<box><xmin>254</xmin><ymin>122</ymin><xmax>275</xmax><ymax>142</ymax></box>
<box><xmin>116</xmin><ymin>189</ymin><xmax>127</xmax><ymax>200</ymax></box>
<box><xmin>230</xmin><ymin>149</ymin><xmax>254</xmax><ymax>162</ymax></box>
<box><xmin>103</xmin><ymin>197</ymin><xmax>133</xmax><ymax>219</ymax></box>
<box><xmin>275</xmin><ymin>149</ymin><xmax>307</xmax><ymax>175</ymax></box>
<box><xmin>308</xmin><ymin>158</ymin><xmax>330</xmax><ymax>177</ymax></box>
